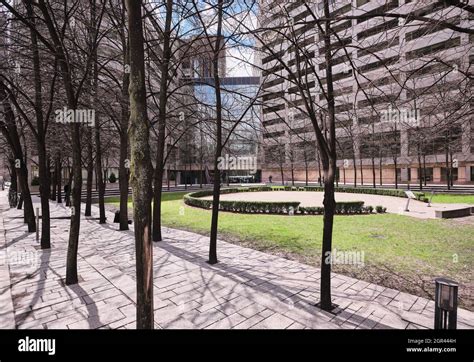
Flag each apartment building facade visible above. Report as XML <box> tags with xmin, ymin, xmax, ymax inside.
<box><xmin>259</xmin><ymin>0</ymin><xmax>474</xmax><ymax>185</ymax></box>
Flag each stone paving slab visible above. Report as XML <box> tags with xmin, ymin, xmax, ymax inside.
<box><xmin>0</xmin><ymin>191</ymin><xmax>473</xmax><ymax>330</ymax></box>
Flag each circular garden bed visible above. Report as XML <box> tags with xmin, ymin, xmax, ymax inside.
<box><xmin>181</xmin><ymin>186</ymin><xmax>408</xmax><ymax>215</ymax></box>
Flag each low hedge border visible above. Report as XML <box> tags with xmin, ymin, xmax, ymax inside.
<box><xmin>299</xmin><ymin>201</ymin><xmax>370</xmax><ymax>215</ymax></box>
<box><xmin>183</xmin><ymin>189</ymin><xmax>384</xmax><ymax>215</ymax></box>
<box><xmin>294</xmin><ymin>185</ymin><xmax>427</xmax><ymax>202</ymax></box>
<box><xmin>184</xmin><ymin>190</ymin><xmax>299</xmax><ymax>214</ymax></box>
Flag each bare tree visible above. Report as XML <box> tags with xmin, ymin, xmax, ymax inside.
<box><xmin>0</xmin><ymin>81</ymin><xmax>36</xmax><ymax>231</ymax></box>
<box><xmin>126</xmin><ymin>0</ymin><xmax>154</xmax><ymax>329</ymax></box>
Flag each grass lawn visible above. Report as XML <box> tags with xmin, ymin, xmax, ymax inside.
<box><xmin>430</xmin><ymin>193</ymin><xmax>474</xmax><ymax>204</ymax></box>
<box><xmin>106</xmin><ymin>191</ymin><xmax>474</xmax><ymax>309</ymax></box>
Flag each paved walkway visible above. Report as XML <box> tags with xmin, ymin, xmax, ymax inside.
<box><xmin>206</xmin><ymin>191</ymin><xmax>473</xmax><ymax>219</ymax></box>
<box><xmin>1</xmin><ymin>191</ymin><xmax>473</xmax><ymax>329</ymax></box>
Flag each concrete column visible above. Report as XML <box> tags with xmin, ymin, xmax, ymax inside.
<box><xmin>400</xmin><ymin>128</ymin><xmax>409</xmax><ymax>159</ymax></box>
<box><xmin>401</xmin><ymin>168</ymin><xmax>409</xmax><ymax>182</ymax></box>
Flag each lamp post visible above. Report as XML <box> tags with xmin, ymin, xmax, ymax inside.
<box><xmin>434</xmin><ymin>278</ymin><xmax>458</xmax><ymax>329</ymax></box>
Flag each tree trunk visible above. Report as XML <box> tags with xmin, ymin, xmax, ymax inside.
<box><xmin>8</xmin><ymin>158</ymin><xmax>18</xmax><ymax>207</ymax></box>
<box><xmin>91</xmin><ymin>22</ymin><xmax>106</xmax><ymax>224</ymax></box>
<box><xmin>423</xmin><ymin>154</ymin><xmax>427</xmax><ymax>187</ymax></box>
<box><xmin>291</xmin><ymin>163</ymin><xmax>294</xmax><ymax>186</ymax></box>
<box><xmin>184</xmin><ymin>164</ymin><xmax>187</xmax><ymax>190</ymax></box>
<box><xmin>318</xmin><ymin>0</ymin><xmax>338</xmax><ymax>311</ymax></box>
<box><xmin>199</xmin><ymin>164</ymin><xmax>203</xmax><ymax>188</ymax></box>
<box><xmin>51</xmin><ymin>167</ymin><xmax>57</xmax><ymax>201</ymax></box>
<box><xmin>352</xmin><ymin>154</ymin><xmax>357</xmax><ymax>187</ymax></box>
<box><xmin>126</xmin><ymin>0</ymin><xmax>154</xmax><ymax>329</ymax></box>
<box><xmin>119</xmin><ymin>38</ymin><xmax>130</xmax><ymax>231</ymax></box>
<box><xmin>25</xmin><ymin>0</ymin><xmax>48</xmax><ymax>244</ymax></box>
<box><xmin>65</xmin><ymin>167</ymin><xmax>72</xmax><ymax>207</ymax></box>
<box><xmin>379</xmin><ymin>157</ymin><xmax>382</xmax><ymax>186</ymax></box>
<box><xmin>0</xmin><ymin>81</ymin><xmax>35</xmax><ymax>232</ymax></box>
<box><xmin>372</xmin><ymin>157</ymin><xmax>377</xmax><ymax>189</ymax></box>
<box><xmin>209</xmin><ymin>0</ymin><xmax>224</xmax><ymax>265</ymax></box>
<box><xmin>320</xmin><ymin>162</ymin><xmax>336</xmax><ymax>309</ymax></box>
<box><xmin>317</xmin><ymin>152</ymin><xmax>322</xmax><ymax>185</ymax></box>
<box><xmin>37</xmin><ymin>145</ymin><xmax>51</xmax><ymax>248</ymax></box>
<box><xmin>417</xmin><ymin>148</ymin><xmax>423</xmax><ymax>191</ymax></box>
<box><xmin>209</xmin><ymin>152</ymin><xmax>221</xmax><ymax>265</ymax></box>
<box><xmin>394</xmin><ymin>157</ymin><xmax>398</xmax><ymax>189</ymax></box>
<box><xmin>445</xmin><ymin>141</ymin><xmax>450</xmax><ymax>190</ymax></box>
<box><xmin>18</xmin><ymin>164</ymin><xmax>35</xmax><ymax>231</ymax></box>
<box><xmin>167</xmin><ymin>167</ymin><xmax>170</xmax><ymax>191</ymax></box>
<box><xmin>56</xmin><ymin>154</ymin><xmax>62</xmax><ymax>203</ymax></box>
<box><xmin>449</xmin><ymin>152</ymin><xmax>454</xmax><ymax>187</ymax></box>
<box><xmin>85</xmin><ymin>136</ymin><xmax>93</xmax><ymax>217</ymax></box>
<box><xmin>65</xmin><ymin>122</ymin><xmax>82</xmax><ymax>285</ymax></box>
<box><xmin>280</xmin><ymin>162</ymin><xmax>284</xmax><ymax>185</ymax></box>
<box><xmin>119</xmin><ymin>128</ymin><xmax>130</xmax><ymax>230</ymax></box>
<box><xmin>17</xmin><ymin>192</ymin><xmax>23</xmax><ymax>210</ymax></box>
<box><xmin>95</xmin><ymin>115</ymin><xmax>106</xmax><ymax>223</ymax></box>
<box><xmin>152</xmin><ymin>0</ymin><xmax>173</xmax><ymax>242</ymax></box>
<box><xmin>305</xmin><ymin>160</ymin><xmax>308</xmax><ymax>186</ymax></box>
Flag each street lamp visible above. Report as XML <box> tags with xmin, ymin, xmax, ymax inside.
<box><xmin>434</xmin><ymin>278</ymin><xmax>458</xmax><ymax>329</ymax></box>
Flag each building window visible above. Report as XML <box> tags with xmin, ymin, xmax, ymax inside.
<box><xmin>441</xmin><ymin>168</ymin><xmax>458</xmax><ymax>182</ymax></box>
<box><xmin>405</xmin><ymin>16</ymin><xmax>460</xmax><ymax>42</ymax></box>
<box><xmin>357</xmin><ymin>0</ymin><xmax>399</xmax><ymax>24</ymax></box>
<box><xmin>406</xmin><ymin>37</ymin><xmax>461</xmax><ymax>60</ymax></box>
<box><xmin>263</xmin><ymin>130</ymin><xmax>285</xmax><ymax>139</ymax></box>
<box><xmin>357</xmin><ymin>0</ymin><xmax>370</xmax><ymax>7</ymax></box>
<box><xmin>263</xmin><ymin>104</ymin><xmax>285</xmax><ymax>114</ymax></box>
<box><xmin>357</xmin><ymin>19</ymin><xmax>398</xmax><ymax>41</ymax></box>
<box><xmin>262</xmin><ymin>78</ymin><xmax>284</xmax><ymax>89</ymax></box>
<box><xmin>420</xmin><ymin>167</ymin><xmax>433</xmax><ymax>182</ymax></box>
<box><xmin>263</xmin><ymin>118</ymin><xmax>284</xmax><ymax>127</ymax></box>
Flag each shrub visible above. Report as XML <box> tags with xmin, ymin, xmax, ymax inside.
<box><xmin>183</xmin><ymin>193</ymin><xmax>213</xmax><ymax>209</ymax></box>
<box><xmin>219</xmin><ymin>200</ymin><xmax>300</xmax><ymax>214</ymax></box>
<box><xmin>31</xmin><ymin>176</ymin><xmax>40</xmax><ymax>186</ymax></box>
<box><xmin>375</xmin><ymin>205</ymin><xmax>387</xmax><ymax>213</ymax></box>
<box><xmin>298</xmin><ymin>206</ymin><xmax>324</xmax><ymax>215</ymax></box>
<box><xmin>334</xmin><ymin>201</ymin><xmax>365</xmax><ymax>214</ymax></box>
<box><xmin>109</xmin><ymin>172</ymin><xmax>117</xmax><ymax>183</ymax></box>
<box><xmin>184</xmin><ymin>190</ymin><xmax>299</xmax><ymax>214</ymax></box>
<box><xmin>299</xmin><ymin>201</ymin><xmax>369</xmax><ymax>215</ymax></box>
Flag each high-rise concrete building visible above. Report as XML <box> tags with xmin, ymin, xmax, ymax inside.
<box><xmin>259</xmin><ymin>0</ymin><xmax>473</xmax><ymax>185</ymax></box>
